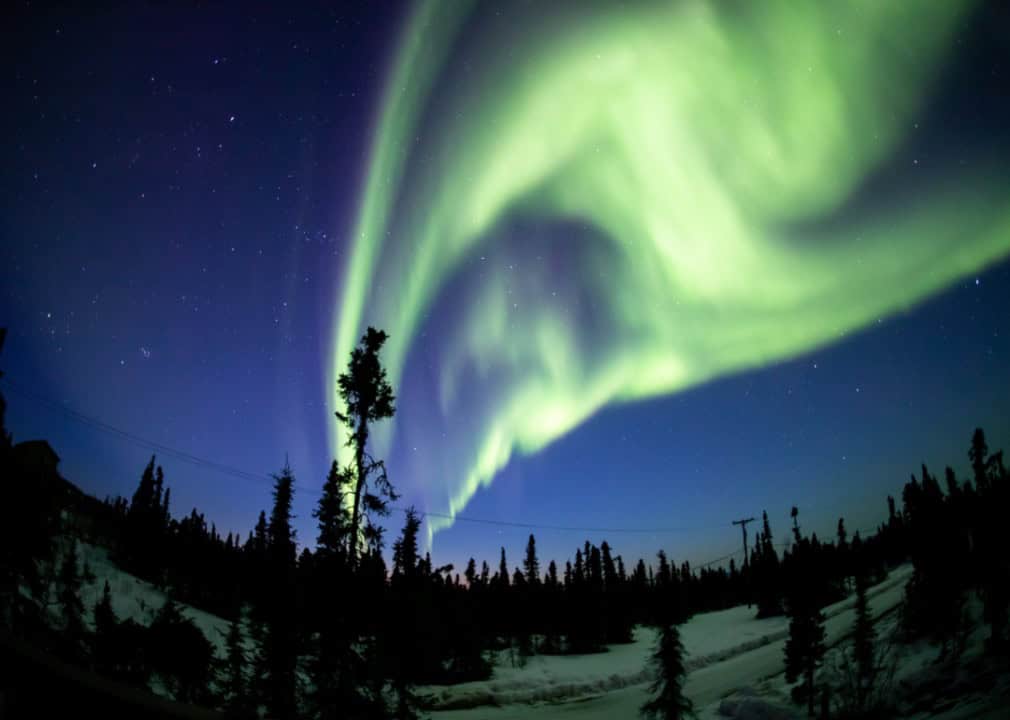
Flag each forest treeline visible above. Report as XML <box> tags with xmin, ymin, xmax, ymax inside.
<box><xmin>1</xmin><ymin>326</ymin><xmax>1008</xmax><ymax>719</ymax></box>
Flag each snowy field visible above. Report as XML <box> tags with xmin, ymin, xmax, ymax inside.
<box><xmin>72</xmin><ymin>539</ymin><xmax>233</xmax><ymax>657</ymax></box>
<box><xmin>420</xmin><ymin>564</ymin><xmax>1003</xmax><ymax>720</ymax></box>
<box><xmin>66</xmin><ymin>541</ymin><xmax>1008</xmax><ymax>718</ymax></box>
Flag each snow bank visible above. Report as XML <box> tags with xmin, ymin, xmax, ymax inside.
<box><xmin>714</xmin><ymin>687</ymin><xmax>800</xmax><ymax>720</ymax></box>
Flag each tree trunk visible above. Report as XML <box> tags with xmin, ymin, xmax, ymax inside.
<box><xmin>349</xmin><ymin>417</ymin><xmax>367</xmax><ymax>567</ymax></box>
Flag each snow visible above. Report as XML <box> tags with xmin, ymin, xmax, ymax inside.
<box><xmin>423</xmin><ymin>565</ymin><xmax>914</xmax><ymax>718</ymax></box>
<box><xmin>74</xmin><ymin>540</ymin><xmax>233</xmax><ymax>657</ymax></box>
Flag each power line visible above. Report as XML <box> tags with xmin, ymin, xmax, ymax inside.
<box><xmin>2</xmin><ymin>378</ymin><xmax>887</xmax><ymax>572</ymax></box>
<box><xmin>2</xmin><ymin>378</ymin><xmax>279</xmax><ymax>487</ymax></box>
<box><xmin>0</xmin><ymin>378</ymin><xmax>726</xmax><ymax>536</ymax></box>
<box><xmin>410</xmin><ymin>507</ymin><xmax>714</xmax><ymax>535</ymax></box>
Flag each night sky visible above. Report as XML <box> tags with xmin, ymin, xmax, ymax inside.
<box><xmin>4</xmin><ymin>1</ymin><xmax>1010</xmax><ymax>575</ymax></box>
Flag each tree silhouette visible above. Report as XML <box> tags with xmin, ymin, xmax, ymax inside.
<box><xmin>315</xmin><ymin>460</ymin><xmax>352</xmax><ymax>561</ymax></box>
<box><xmin>392</xmin><ymin>507</ymin><xmax>421</xmax><ymax>582</ymax></box>
<box><xmin>784</xmin><ymin>532</ymin><xmax>826</xmax><ymax>717</ymax></box>
<box><xmin>335</xmin><ymin>327</ymin><xmax>396</xmax><ymax>566</ymax></box>
<box><xmin>852</xmin><ymin>561</ymin><xmax>876</xmax><ymax>710</ymax></box>
<box><xmin>754</xmin><ymin>511</ymin><xmax>783</xmax><ymax>618</ymax></box>
<box><xmin>498</xmin><ymin>547</ymin><xmax>510</xmax><ymax>588</ymax></box>
<box><xmin>148</xmin><ymin>598</ymin><xmax>217</xmax><ymax>705</ymax></box>
<box><xmin>221</xmin><ymin>608</ymin><xmax>255</xmax><ymax>720</ymax></box>
<box><xmin>260</xmin><ymin>463</ymin><xmax>298</xmax><ymax>720</ymax></box>
<box><xmin>92</xmin><ymin>579</ymin><xmax>117</xmax><ymax>672</ymax></box>
<box><xmin>523</xmin><ymin>534</ymin><xmax>540</xmax><ymax>586</ymax></box>
<box><xmin>57</xmin><ymin>539</ymin><xmax>86</xmax><ymax>661</ymax></box>
<box><xmin>640</xmin><ymin>621</ymin><xmax>693</xmax><ymax>720</ymax></box>
<box><xmin>388</xmin><ymin>507</ymin><xmax>426</xmax><ymax>718</ymax></box>
<box><xmin>970</xmin><ymin>427</ymin><xmax>989</xmax><ymax>493</ymax></box>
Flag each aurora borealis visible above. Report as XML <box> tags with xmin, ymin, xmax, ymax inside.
<box><xmin>4</xmin><ymin>1</ymin><xmax>1010</xmax><ymax>569</ymax></box>
<box><xmin>334</xmin><ymin>1</ymin><xmax>1010</xmax><ymax>543</ymax></box>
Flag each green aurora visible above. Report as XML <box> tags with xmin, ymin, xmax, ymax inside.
<box><xmin>331</xmin><ymin>0</ymin><xmax>1010</xmax><ymax>544</ymax></box>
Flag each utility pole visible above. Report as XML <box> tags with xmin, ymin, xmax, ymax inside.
<box><xmin>732</xmin><ymin>517</ymin><xmax>756</xmax><ymax>568</ymax></box>
<box><xmin>733</xmin><ymin>517</ymin><xmax>757</xmax><ymax>609</ymax></box>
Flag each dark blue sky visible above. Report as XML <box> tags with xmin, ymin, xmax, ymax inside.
<box><xmin>3</xmin><ymin>1</ymin><xmax>1009</xmax><ymax>574</ymax></box>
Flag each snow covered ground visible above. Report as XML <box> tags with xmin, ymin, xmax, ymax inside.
<box><xmin>423</xmin><ymin>563</ymin><xmax>1009</xmax><ymax>720</ymax></box>
<box><xmin>421</xmin><ymin>565</ymin><xmax>919</xmax><ymax>719</ymax></box>
<box><xmin>72</xmin><ymin>539</ymin><xmax>233</xmax><ymax>658</ymax></box>
<box><xmin>64</xmin><ymin>541</ymin><xmax>1008</xmax><ymax>718</ymax></box>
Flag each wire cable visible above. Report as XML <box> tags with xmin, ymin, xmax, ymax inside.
<box><xmin>1</xmin><ymin>377</ymin><xmax>736</xmax><ymax>536</ymax></box>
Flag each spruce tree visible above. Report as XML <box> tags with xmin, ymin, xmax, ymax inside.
<box><xmin>392</xmin><ymin>507</ymin><xmax>421</xmax><ymax>581</ymax></box>
<box><xmin>57</xmin><ymin>539</ymin><xmax>86</xmax><ymax>661</ymax></box>
<box><xmin>335</xmin><ymin>327</ymin><xmax>396</xmax><ymax>566</ymax></box>
<box><xmin>547</xmin><ymin>560</ymin><xmax>559</xmax><ymax>588</ymax></box>
<box><xmin>315</xmin><ymin>460</ymin><xmax>351</xmax><ymax>560</ymax></box>
<box><xmin>261</xmin><ymin>463</ymin><xmax>298</xmax><ymax>720</ymax></box>
<box><xmin>601</xmin><ymin>542</ymin><xmax>617</xmax><ymax>589</ymax></box>
<box><xmin>499</xmin><ymin>547</ymin><xmax>510</xmax><ymax>588</ymax></box>
<box><xmin>153</xmin><ymin>465</ymin><xmax>165</xmax><ymax>517</ymax></box>
<box><xmin>901</xmin><ymin>463</ymin><xmax>966</xmax><ymax>652</ymax></box>
<box><xmin>640</xmin><ymin>621</ymin><xmax>693</xmax><ymax>720</ymax></box>
<box><xmin>784</xmin><ymin>537</ymin><xmax>826</xmax><ymax>717</ymax></box>
<box><xmin>93</xmin><ymin>579</ymin><xmax>116</xmax><ymax>632</ymax></box>
<box><xmin>254</xmin><ymin>510</ymin><xmax>268</xmax><ymax>553</ymax></box>
<box><xmin>852</xmin><ymin>567</ymin><xmax>876</xmax><ymax>710</ymax></box>
<box><xmin>222</xmin><ymin>608</ymin><xmax>255</xmax><ymax>720</ymax></box>
<box><xmin>969</xmin><ymin>428</ymin><xmax>989</xmax><ymax>492</ymax></box>
<box><xmin>92</xmin><ymin>580</ymin><xmax>117</xmax><ymax>673</ymax></box>
<box><xmin>388</xmin><ymin>508</ymin><xmax>426</xmax><ymax>718</ymax></box>
<box><xmin>755</xmin><ymin>511</ymin><xmax>782</xmax><ymax>618</ymax></box>
<box><xmin>148</xmin><ymin>599</ymin><xmax>217</xmax><ymax>705</ymax></box>
<box><xmin>130</xmin><ymin>456</ymin><xmax>157</xmax><ymax>517</ymax></box>
<box><xmin>523</xmin><ymin>534</ymin><xmax>540</xmax><ymax>586</ymax></box>
<box><xmin>162</xmin><ymin>486</ymin><xmax>171</xmax><ymax>526</ymax></box>
<box><xmin>588</xmin><ymin>545</ymin><xmax>603</xmax><ymax>589</ymax></box>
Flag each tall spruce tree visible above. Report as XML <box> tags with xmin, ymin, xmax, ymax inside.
<box><xmin>335</xmin><ymin>327</ymin><xmax>396</xmax><ymax>566</ymax></box>
<box><xmin>261</xmin><ymin>463</ymin><xmax>298</xmax><ymax>720</ymax></box>
<box><xmin>640</xmin><ymin>621</ymin><xmax>693</xmax><ymax>720</ymax></box>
